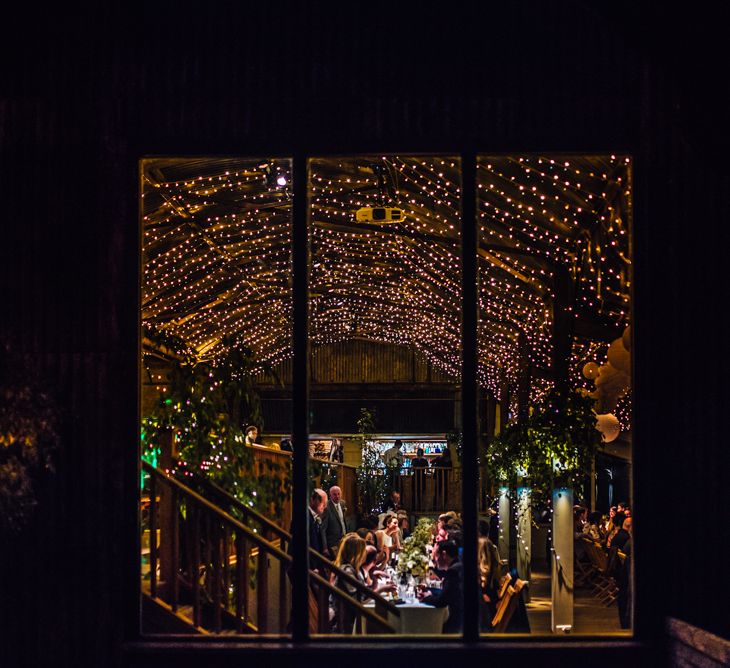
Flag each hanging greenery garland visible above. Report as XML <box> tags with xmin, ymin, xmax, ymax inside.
<box><xmin>486</xmin><ymin>388</ymin><xmax>604</xmax><ymax>500</ymax></box>
<box><xmin>142</xmin><ymin>327</ymin><xmax>290</xmax><ymax>518</ymax></box>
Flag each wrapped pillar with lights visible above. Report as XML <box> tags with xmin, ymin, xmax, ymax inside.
<box><xmin>551</xmin><ymin>485</ymin><xmax>574</xmax><ymax>634</ymax></box>
<box><xmin>516</xmin><ymin>478</ymin><xmax>531</xmax><ymax>603</ymax></box>
<box><xmin>498</xmin><ymin>485</ymin><xmax>510</xmax><ymax>566</ymax></box>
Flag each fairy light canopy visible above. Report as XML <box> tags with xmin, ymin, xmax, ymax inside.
<box><xmin>141</xmin><ymin>155</ymin><xmax>631</xmax><ymax>399</ymax></box>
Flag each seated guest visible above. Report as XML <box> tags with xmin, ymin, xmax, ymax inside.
<box><xmin>360</xmin><ymin>544</ymin><xmax>396</xmax><ymax>595</ymax></box>
<box><xmin>279</xmin><ymin>437</ymin><xmax>293</xmax><ymax>452</ymax></box>
<box><xmin>434</xmin><ymin>512</ymin><xmax>456</xmax><ymax>543</ymax></box>
<box><xmin>606</xmin><ymin>512</ymin><xmax>626</xmax><ymax>548</ymax></box>
<box><xmin>585</xmin><ymin>511</ymin><xmax>604</xmax><ymax>542</ymax></box>
<box><xmin>332</xmin><ymin>533</ymin><xmax>367</xmax><ymax>633</ymax></box>
<box><xmin>418</xmin><ymin>539</ymin><xmax>463</xmax><ymax>633</ymax></box>
<box><xmin>574</xmin><ymin>506</ymin><xmax>589</xmax><ymax>561</ymax></box>
<box><xmin>397</xmin><ymin>510</ymin><xmax>410</xmax><ymax>540</ymax></box>
<box><xmin>375</xmin><ymin>512</ymin><xmax>402</xmax><ymax>563</ymax></box>
<box><xmin>603</xmin><ymin>506</ymin><xmax>618</xmax><ymax>544</ymax></box>
<box><xmin>611</xmin><ymin>516</ymin><xmax>632</xmax><ymax>552</ymax></box>
<box><xmin>384</xmin><ymin>490</ymin><xmax>402</xmax><ymax>513</ymax></box>
<box><xmin>478</xmin><ymin>520</ymin><xmax>501</xmax><ymax>628</ymax></box>
<box><xmin>355</xmin><ymin>527</ymin><xmax>377</xmax><ymax>547</ymax></box>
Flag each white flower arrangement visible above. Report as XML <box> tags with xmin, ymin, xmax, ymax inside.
<box><xmin>396</xmin><ymin>517</ymin><xmax>434</xmax><ymax>578</ymax></box>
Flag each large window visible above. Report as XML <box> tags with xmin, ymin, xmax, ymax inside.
<box><xmin>139</xmin><ymin>154</ymin><xmax>633</xmax><ymax>639</ymax></box>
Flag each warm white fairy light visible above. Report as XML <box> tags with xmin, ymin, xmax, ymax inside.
<box><xmin>142</xmin><ymin>155</ymin><xmax>630</xmax><ymax>402</ymax></box>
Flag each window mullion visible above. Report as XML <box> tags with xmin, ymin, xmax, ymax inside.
<box><xmin>291</xmin><ymin>153</ymin><xmax>310</xmax><ymax>642</ymax></box>
<box><xmin>460</xmin><ymin>153</ymin><xmax>480</xmax><ymax>642</ymax></box>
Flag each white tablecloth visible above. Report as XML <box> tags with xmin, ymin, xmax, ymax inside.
<box><xmin>365</xmin><ymin>600</ymin><xmax>448</xmax><ymax>634</ymax></box>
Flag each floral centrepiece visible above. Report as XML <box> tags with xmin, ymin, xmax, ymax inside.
<box><xmin>396</xmin><ymin>517</ymin><xmax>433</xmax><ymax>578</ymax></box>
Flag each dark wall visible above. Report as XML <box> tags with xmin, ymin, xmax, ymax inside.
<box><xmin>1</xmin><ymin>3</ymin><xmax>728</xmax><ymax>667</ymax></box>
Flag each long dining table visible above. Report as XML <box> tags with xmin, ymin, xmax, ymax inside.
<box><xmin>364</xmin><ymin>599</ymin><xmax>448</xmax><ymax>634</ymax></box>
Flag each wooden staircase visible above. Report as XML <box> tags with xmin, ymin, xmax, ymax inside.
<box><xmin>141</xmin><ymin>462</ymin><xmax>399</xmax><ymax>636</ymax></box>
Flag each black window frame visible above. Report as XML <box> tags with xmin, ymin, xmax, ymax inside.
<box><xmin>130</xmin><ymin>149</ymin><xmax>645</xmax><ymax>663</ymax></box>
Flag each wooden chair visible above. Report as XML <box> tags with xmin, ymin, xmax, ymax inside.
<box><xmin>585</xmin><ymin>541</ymin><xmax>618</xmax><ymax>605</ymax></box>
<box><xmin>574</xmin><ymin>536</ymin><xmax>596</xmax><ymax>587</ymax></box>
<box><xmin>491</xmin><ymin>578</ymin><xmax>528</xmax><ymax>633</ymax></box>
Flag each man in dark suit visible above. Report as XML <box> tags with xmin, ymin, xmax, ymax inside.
<box><xmin>285</xmin><ymin>488</ymin><xmax>327</xmax><ymax>632</ymax></box>
<box><xmin>418</xmin><ymin>539</ymin><xmax>463</xmax><ymax>633</ymax></box>
<box><xmin>320</xmin><ymin>485</ymin><xmax>350</xmax><ymax>557</ymax></box>
<box><xmin>308</xmin><ymin>488</ymin><xmax>327</xmax><ymax>555</ymax></box>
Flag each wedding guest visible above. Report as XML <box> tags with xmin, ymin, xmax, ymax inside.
<box><xmin>332</xmin><ymin>533</ymin><xmax>367</xmax><ymax>633</ymax></box>
<box><xmin>478</xmin><ymin>519</ymin><xmax>501</xmax><ymax>628</ymax></box>
<box><xmin>321</xmin><ymin>485</ymin><xmax>351</xmax><ymax>557</ymax></box>
<box><xmin>419</xmin><ymin>539</ymin><xmax>463</xmax><ymax>633</ymax></box>
<box><xmin>411</xmin><ymin>447</ymin><xmax>429</xmax><ymax>508</ymax></box>
<box><xmin>375</xmin><ymin>513</ymin><xmax>401</xmax><ymax>563</ymax></box>
<box><xmin>244</xmin><ymin>425</ymin><xmax>259</xmax><ymax>447</ymax></box>
<box><xmin>384</xmin><ymin>490</ymin><xmax>402</xmax><ymax>513</ymax></box>
<box><xmin>606</xmin><ymin>512</ymin><xmax>626</xmax><ymax>548</ymax></box>
<box><xmin>361</xmin><ymin>544</ymin><xmax>396</xmax><ymax>595</ymax></box>
<box><xmin>585</xmin><ymin>511</ymin><xmax>604</xmax><ymax>542</ymax></box>
<box><xmin>611</xmin><ymin>516</ymin><xmax>632</xmax><ymax>552</ymax></box>
<box><xmin>397</xmin><ymin>510</ymin><xmax>410</xmax><ymax>541</ymax></box>
<box><xmin>279</xmin><ymin>437</ymin><xmax>293</xmax><ymax>452</ymax></box>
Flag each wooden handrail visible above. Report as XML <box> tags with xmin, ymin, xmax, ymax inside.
<box><xmin>176</xmin><ymin>467</ymin><xmax>398</xmax><ymax>615</ymax></box>
<box><xmin>186</xmin><ymin>472</ymin><xmax>291</xmax><ymax>541</ymax></box>
<box><xmin>142</xmin><ymin>461</ymin><xmax>397</xmax><ymax>632</ymax></box>
<box><xmin>308</xmin><ymin>550</ymin><xmax>400</xmax><ymax>617</ymax></box>
<box><xmin>309</xmin><ymin>570</ymin><xmax>395</xmax><ymax>633</ymax></box>
<box><xmin>142</xmin><ymin>461</ymin><xmax>291</xmax><ymax>562</ymax></box>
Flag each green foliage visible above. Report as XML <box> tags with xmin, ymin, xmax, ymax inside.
<box><xmin>0</xmin><ymin>344</ymin><xmax>60</xmax><ymax>533</ymax></box>
<box><xmin>486</xmin><ymin>388</ymin><xmax>603</xmax><ymax>499</ymax></box>
<box><xmin>354</xmin><ymin>407</ymin><xmax>390</xmax><ymax>516</ymax></box>
<box><xmin>309</xmin><ymin>459</ymin><xmax>338</xmax><ymax>494</ymax></box>
<box><xmin>142</xmin><ymin>328</ymin><xmax>289</xmax><ymax>517</ymax></box>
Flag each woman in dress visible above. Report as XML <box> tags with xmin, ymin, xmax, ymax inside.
<box><xmin>478</xmin><ymin>519</ymin><xmax>501</xmax><ymax>630</ymax></box>
<box><xmin>375</xmin><ymin>513</ymin><xmax>401</xmax><ymax>564</ymax></box>
<box><xmin>332</xmin><ymin>533</ymin><xmax>367</xmax><ymax>633</ymax></box>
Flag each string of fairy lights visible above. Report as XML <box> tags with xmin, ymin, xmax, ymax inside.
<box><xmin>141</xmin><ymin>155</ymin><xmax>631</xmax><ymax>403</ymax></box>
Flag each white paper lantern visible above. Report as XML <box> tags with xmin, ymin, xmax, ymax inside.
<box><xmin>607</xmin><ymin>338</ymin><xmax>630</xmax><ymax>373</ymax></box>
<box><xmin>583</xmin><ymin>362</ymin><xmax>600</xmax><ymax>379</ymax></box>
<box><xmin>595</xmin><ymin>413</ymin><xmax>620</xmax><ymax>443</ymax></box>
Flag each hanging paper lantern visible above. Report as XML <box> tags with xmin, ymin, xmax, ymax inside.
<box><xmin>595</xmin><ymin>413</ymin><xmax>620</xmax><ymax>443</ymax></box>
<box><xmin>607</xmin><ymin>338</ymin><xmax>630</xmax><ymax>373</ymax></box>
<box><xmin>622</xmin><ymin>325</ymin><xmax>631</xmax><ymax>352</ymax></box>
<box><xmin>583</xmin><ymin>362</ymin><xmax>600</xmax><ymax>379</ymax></box>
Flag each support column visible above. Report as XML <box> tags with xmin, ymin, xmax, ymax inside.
<box><xmin>516</xmin><ymin>485</ymin><xmax>531</xmax><ymax>602</ymax></box>
<box><xmin>498</xmin><ymin>486</ymin><xmax>510</xmax><ymax>565</ymax></box>
<box><xmin>551</xmin><ymin>487</ymin><xmax>574</xmax><ymax>634</ymax></box>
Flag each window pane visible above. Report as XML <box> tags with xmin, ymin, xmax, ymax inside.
<box><xmin>140</xmin><ymin>157</ymin><xmax>293</xmax><ymax>637</ymax></box>
<box><xmin>476</xmin><ymin>155</ymin><xmax>633</xmax><ymax>636</ymax></box>
<box><xmin>308</xmin><ymin>155</ymin><xmax>463</xmax><ymax>637</ymax></box>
